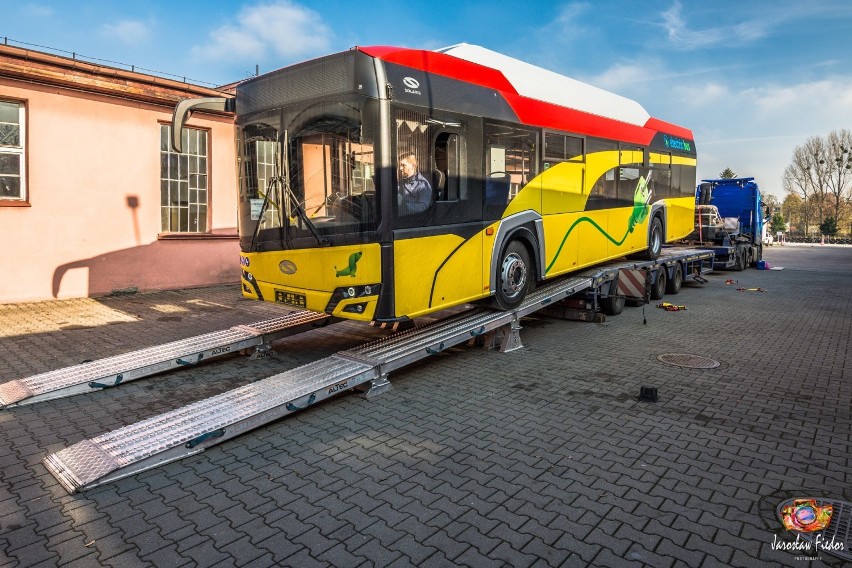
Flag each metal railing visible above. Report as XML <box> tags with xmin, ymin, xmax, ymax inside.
<box><xmin>2</xmin><ymin>36</ymin><xmax>218</xmax><ymax>87</ymax></box>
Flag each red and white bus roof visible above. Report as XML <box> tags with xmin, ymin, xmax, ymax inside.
<box><xmin>358</xmin><ymin>44</ymin><xmax>693</xmax><ymax>147</ymax></box>
<box><xmin>438</xmin><ymin>43</ymin><xmax>650</xmax><ymax>128</ymax></box>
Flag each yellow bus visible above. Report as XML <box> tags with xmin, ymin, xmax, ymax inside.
<box><xmin>175</xmin><ymin>44</ymin><xmax>697</xmax><ymax>323</ymax></box>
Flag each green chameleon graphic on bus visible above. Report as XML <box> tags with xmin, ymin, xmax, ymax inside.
<box><xmin>335</xmin><ymin>251</ymin><xmax>362</xmax><ymax>277</ymax></box>
<box><xmin>546</xmin><ymin>174</ymin><xmax>653</xmax><ymax>274</ymax></box>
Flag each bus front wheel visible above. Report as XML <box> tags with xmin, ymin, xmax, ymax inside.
<box><xmin>493</xmin><ymin>240</ymin><xmax>531</xmax><ymax>310</ymax></box>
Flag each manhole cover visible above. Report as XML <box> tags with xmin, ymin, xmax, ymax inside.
<box><xmin>656</xmin><ymin>353</ymin><xmax>720</xmax><ymax>369</ymax></box>
<box><xmin>775</xmin><ymin>498</ymin><xmax>852</xmax><ymax>562</ymax></box>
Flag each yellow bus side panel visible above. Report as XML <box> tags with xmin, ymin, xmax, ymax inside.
<box><xmin>538</xmin><ymin>162</ymin><xmax>585</xmax><ymax>216</ymax></box>
<box><xmin>394</xmin><ymin>234</ymin><xmax>484</xmax><ymax>319</ymax></box>
<box><xmin>541</xmin><ymin>212</ymin><xmax>580</xmax><ymax>276</ymax></box>
<box><xmin>576</xmin><ymin>210</ymin><xmax>610</xmax><ymax>267</ymax></box>
<box><xmin>584</xmin><ymin>150</ymin><xmax>622</xmax><ymax>192</ymax></box>
<box><xmin>607</xmin><ymin>207</ymin><xmax>648</xmax><ymax>254</ymax></box>
<box><xmin>482</xmin><ymin>221</ymin><xmax>499</xmax><ymax>294</ymax></box>
<box><xmin>666</xmin><ymin>196</ymin><xmax>696</xmax><ymax>241</ymax></box>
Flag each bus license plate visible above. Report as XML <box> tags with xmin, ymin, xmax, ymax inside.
<box><xmin>275</xmin><ymin>290</ymin><xmax>307</xmax><ymax>308</ymax></box>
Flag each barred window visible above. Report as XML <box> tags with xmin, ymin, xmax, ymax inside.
<box><xmin>0</xmin><ymin>100</ymin><xmax>26</xmax><ymax>201</ymax></box>
<box><xmin>160</xmin><ymin>124</ymin><xmax>208</xmax><ymax>233</ymax></box>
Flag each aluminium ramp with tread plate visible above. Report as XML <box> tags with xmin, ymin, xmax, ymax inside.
<box><xmin>0</xmin><ymin>310</ymin><xmax>331</xmax><ymax>408</ymax></box>
<box><xmin>44</xmin><ymin>355</ymin><xmax>378</xmax><ymax>494</ymax></box>
<box><xmin>43</xmin><ymin>275</ymin><xmax>594</xmax><ymax>493</ymax></box>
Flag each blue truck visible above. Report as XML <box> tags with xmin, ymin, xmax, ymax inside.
<box><xmin>692</xmin><ymin>177</ymin><xmax>767</xmax><ymax>270</ymax></box>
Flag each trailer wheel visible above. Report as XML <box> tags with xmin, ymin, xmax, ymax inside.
<box><xmin>601</xmin><ymin>279</ymin><xmax>625</xmax><ymax>316</ymax></box>
<box><xmin>650</xmin><ymin>268</ymin><xmax>667</xmax><ymax>300</ymax></box>
<box><xmin>665</xmin><ymin>263</ymin><xmax>683</xmax><ymax>295</ymax></box>
<box><xmin>493</xmin><ymin>240</ymin><xmax>531</xmax><ymax>310</ymax></box>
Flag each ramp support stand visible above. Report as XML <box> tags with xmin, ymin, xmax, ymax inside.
<box><xmin>356</xmin><ymin>375</ymin><xmax>392</xmax><ymax>399</ymax></box>
<box><xmin>500</xmin><ymin>316</ymin><xmax>523</xmax><ymax>352</ymax></box>
<box><xmin>250</xmin><ymin>343</ymin><xmax>275</xmax><ymax>360</ymax></box>
<box><xmin>487</xmin><ymin>315</ymin><xmax>523</xmax><ymax>353</ymax></box>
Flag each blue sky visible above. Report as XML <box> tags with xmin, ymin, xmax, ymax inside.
<box><xmin>4</xmin><ymin>0</ymin><xmax>852</xmax><ymax>199</ymax></box>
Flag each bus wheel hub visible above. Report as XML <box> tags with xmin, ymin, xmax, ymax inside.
<box><xmin>501</xmin><ymin>253</ymin><xmax>527</xmax><ymax>298</ymax></box>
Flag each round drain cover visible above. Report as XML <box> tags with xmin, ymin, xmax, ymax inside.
<box><xmin>657</xmin><ymin>353</ymin><xmax>720</xmax><ymax>369</ymax></box>
<box><xmin>775</xmin><ymin>498</ymin><xmax>852</xmax><ymax>562</ymax></box>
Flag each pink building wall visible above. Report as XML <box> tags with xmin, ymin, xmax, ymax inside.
<box><xmin>0</xmin><ymin>47</ymin><xmax>240</xmax><ymax>303</ymax></box>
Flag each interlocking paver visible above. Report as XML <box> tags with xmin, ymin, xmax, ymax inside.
<box><xmin>0</xmin><ymin>247</ymin><xmax>849</xmax><ymax>567</ymax></box>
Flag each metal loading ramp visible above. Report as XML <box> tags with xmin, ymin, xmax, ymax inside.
<box><xmin>0</xmin><ymin>310</ymin><xmax>330</xmax><ymax>408</ymax></box>
<box><xmin>43</xmin><ymin>275</ymin><xmax>593</xmax><ymax>493</ymax></box>
<box><xmin>44</xmin><ymin>356</ymin><xmax>377</xmax><ymax>494</ymax></box>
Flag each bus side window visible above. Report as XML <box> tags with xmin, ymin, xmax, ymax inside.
<box><xmin>589</xmin><ymin>168</ymin><xmax>618</xmax><ymax>209</ymax></box>
<box><xmin>395</xmin><ymin>109</ymin><xmax>433</xmax><ymax>221</ymax></box>
<box><xmin>434</xmin><ymin>132</ymin><xmax>459</xmax><ymax>202</ymax></box>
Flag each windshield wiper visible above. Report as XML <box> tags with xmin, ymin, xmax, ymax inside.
<box><xmin>284</xmin><ymin>182</ymin><xmax>330</xmax><ymax>247</ymax></box>
<box><xmin>249</xmin><ymin>177</ymin><xmax>276</xmax><ymax>252</ymax></box>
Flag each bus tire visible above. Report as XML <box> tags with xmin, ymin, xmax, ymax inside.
<box><xmin>650</xmin><ymin>267</ymin><xmax>667</xmax><ymax>300</ymax></box>
<box><xmin>665</xmin><ymin>263</ymin><xmax>683</xmax><ymax>295</ymax></box>
<box><xmin>493</xmin><ymin>240</ymin><xmax>531</xmax><ymax>310</ymax></box>
<box><xmin>640</xmin><ymin>216</ymin><xmax>663</xmax><ymax>260</ymax></box>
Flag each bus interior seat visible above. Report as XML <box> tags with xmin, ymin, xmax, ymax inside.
<box><xmin>359</xmin><ymin>191</ymin><xmax>376</xmax><ymax>224</ymax></box>
<box><xmin>433</xmin><ymin>169</ymin><xmax>446</xmax><ymax>201</ymax></box>
<box><xmin>485</xmin><ymin>171</ymin><xmax>510</xmax><ymax>206</ymax></box>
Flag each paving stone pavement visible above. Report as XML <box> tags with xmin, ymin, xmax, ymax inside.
<box><xmin>0</xmin><ymin>246</ymin><xmax>850</xmax><ymax>567</ymax></box>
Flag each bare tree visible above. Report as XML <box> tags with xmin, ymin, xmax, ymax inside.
<box><xmin>783</xmin><ymin>136</ymin><xmax>831</xmax><ymax>234</ymax></box>
<box><xmin>824</xmin><ymin>129</ymin><xmax>852</xmax><ymax>221</ymax></box>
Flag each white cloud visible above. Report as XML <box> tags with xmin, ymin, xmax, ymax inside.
<box><xmin>192</xmin><ymin>1</ymin><xmax>332</xmax><ymax>64</ymax></box>
<box><xmin>555</xmin><ymin>2</ymin><xmax>591</xmax><ymax>29</ymax></box>
<box><xmin>579</xmin><ymin>54</ymin><xmax>852</xmax><ymax>196</ymax></box>
<box><xmin>658</xmin><ymin>1</ymin><xmax>794</xmax><ymax>51</ymax></box>
<box><xmin>680</xmin><ymin>76</ymin><xmax>852</xmax><ymax>195</ymax></box>
<box><xmin>581</xmin><ymin>61</ymin><xmax>666</xmax><ymax>93</ymax></box>
<box><xmin>101</xmin><ymin>19</ymin><xmax>151</xmax><ymax>45</ymax></box>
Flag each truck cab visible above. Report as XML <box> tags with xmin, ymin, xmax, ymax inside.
<box><xmin>693</xmin><ymin>177</ymin><xmax>766</xmax><ymax>270</ymax></box>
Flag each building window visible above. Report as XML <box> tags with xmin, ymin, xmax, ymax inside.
<box><xmin>160</xmin><ymin>124</ymin><xmax>208</xmax><ymax>233</ymax></box>
<box><xmin>0</xmin><ymin>100</ymin><xmax>25</xmax><ymax>201</ymax></box>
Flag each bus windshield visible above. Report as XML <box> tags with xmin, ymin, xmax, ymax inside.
<box><xmin>237</xmin><ymin>95</ymin><xmax>380</xmax><ymax>251</ymax></box>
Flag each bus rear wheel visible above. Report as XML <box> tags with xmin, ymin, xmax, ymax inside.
<box><xmin>644</xmin><ymin>216</ymin><xmax>663</xmax><ymax>260</ymax></box>
<box><xmin>493</xmin><ymin>240</ymin><xmax>531</xmax><ymax>310</ymax></box>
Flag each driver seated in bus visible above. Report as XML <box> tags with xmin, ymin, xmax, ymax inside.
<box><xmin>398</xmin><ymin>154</ymin><xmax>432</xmax><ymax>215</ymax></box>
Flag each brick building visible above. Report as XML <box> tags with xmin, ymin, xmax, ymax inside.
<box><xmin>0</xmin><ymin>42</ymin><xmax>239</xmax><ymax>303</ymax></box>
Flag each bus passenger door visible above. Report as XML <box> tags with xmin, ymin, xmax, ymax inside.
<box><xmin>392</xmin><ymin>110</ymin><xmax>484</xmax><ymax>318</ymax></box>
<box><xmin>483</xmin><ymin>123</ymin><xmax>538</xmax><ymax>283</ymax></box>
